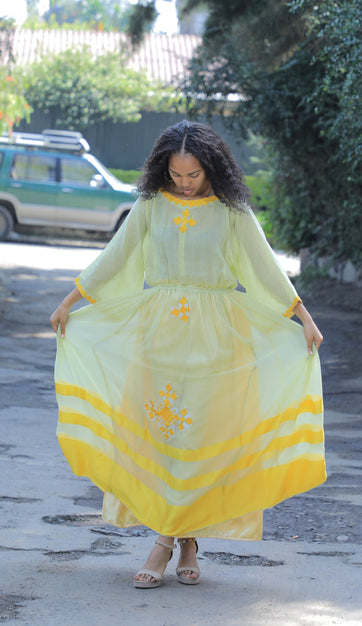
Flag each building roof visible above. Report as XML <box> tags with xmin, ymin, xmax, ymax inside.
<box><xmin>7</xmin><ymin>29</ymin><xmax>201</xmax><ymax>85</ymax></box>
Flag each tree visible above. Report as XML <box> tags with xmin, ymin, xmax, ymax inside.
<box><xmin>26</xmin><ymin>0</ymin><xmax>40</xmax><ymax>19</ymax></box>
<box><xmin>21</xmin><ymin>46</ymin><xmax>175</xmax><ymax>129</ymax></box>
<box><xmin>126</xmin><ymin>0</ymin><xmax>157</xmax><ymax>46</ymax></box>
<box><xmin>180</xmin><ymin>0</ymin><xmax>361</xmax><ymax>263</ymax></box>
<box><xmin>0</xmin><ymin>18</ymin><xmax>32</xmax><ymax>135</ymax></box>
<box><xmin>23</xmin><ymin>0</ymin><xmax>134</xmax><ymax>32</ymax></box>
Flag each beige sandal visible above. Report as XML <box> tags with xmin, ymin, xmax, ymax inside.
<box><xmin>134</xmin><ymin>539</ymin><xmax>177</xmax><ymax>589</ymax></box>
<box><xmin>176</xmin><ymin>538</ymin><xmax>200</xmax><ymax>585</ymax></box>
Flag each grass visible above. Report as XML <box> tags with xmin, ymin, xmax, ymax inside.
<box><xmin>109</xmin><ymin>169</ymin><xmax>142</xmax><ymax>184</ymax></box>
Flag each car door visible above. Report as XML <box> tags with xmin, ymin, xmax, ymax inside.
<box><xmin>5</xmin><ymin>152</ymin><xmax>58</xmax><ymax>225</ymax></box>
<box><xmin>56</xmin><ymin>156</ymin><xmax>119</xmax><ymax>230</ymax></box>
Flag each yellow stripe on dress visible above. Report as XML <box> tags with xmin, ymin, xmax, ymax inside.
<box><xmin>57</xmin><ymin>408</ymin><xmax>324</xmax><ymax>491</ymax></box>
<box><xmin>56</xmin><ymin>434</ymin><xmax>326</xmax><ymax>537</ymax></box>
<box><xmin>55</xmin><ymin>381</ymin><xmax>323</xmax><ymax>463</ymax></box>
<box><xmin>56</xmin><ymin>380</ymin><xmax>326</xmax><ymax>535</ymax></box>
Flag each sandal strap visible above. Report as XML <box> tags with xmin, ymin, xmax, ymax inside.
<box><xmin>176</xmin><ymin>566</ymin><xmax>200</xmax><ymax>576</ymax></box>
<box><xmin>155</xmin><ymin>539</ymin><xmax>177</xmax><ymax>550</ymax></box>
<box><xmin>135</xmin><ymin>568</ymin><xmax>162</xmax><ymax>582</ymax></box>
<box><xmin>178</xmin><ymin>538</ymin><xmax>198</xmax><ymax>553</ymax></box>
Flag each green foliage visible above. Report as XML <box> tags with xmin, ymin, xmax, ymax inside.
<box><xmin>245</xmin><ymin>175</ymin><xmax>276</xmax><ymax>245</ymax></box>
<box><xmin>0</xmin><ymin>18</ymin><xmax>32</xmax><ymax>134</ymax></box>
<box><xmin>22</xmin><ymin>47</ymin><xmax>175</xmax><ymax>129</ymax></box>
<box><xmin>126</xmin><ymin>1</ymin><xmax>157</xmax><ymax>46</ymax></box>
<box><xmin>183</xmin><ymin>0</ymin><xmax>362</xmax><ymax>264</ymax></box>
<box><xmin>245</xmin><ymin>172</ymin><xmax>276</xmax><ymax>211</ymax></box>
<box><xmin>287</xmin><ymin>0</ymin><xmax>362</xmax><ymax>170</ymax></box>
<box><xmin>109</xmin><ymin>168</ymin><xmax>142</xmax><ymax>184</ymax></box>
<box><xmin>23</xmin><ymin>0</ymin><xmax>132</xmax><ymax>32</ymax></box>
<box><xmin>0</xmin><ymin>71</ymin><xmax>32</xmax><ymax>134</ymax></box>
<box><xmin>245</xmin><ymin>172</ymin><xmax>277</xmax><ymax>243</ymax></box>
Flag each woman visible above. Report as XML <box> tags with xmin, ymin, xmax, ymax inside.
<box><xmin>50</xmin><ymin>121</ymin><xmax>325</xmax><ymax>589</ymax></box>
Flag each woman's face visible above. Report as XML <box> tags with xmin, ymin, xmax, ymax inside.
<box><xmin>168</xmin><ymin>153</ymin><xmax>210</xmax><ymax>198</ymax></box>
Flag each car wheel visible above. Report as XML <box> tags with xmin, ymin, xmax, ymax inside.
<box><xmin>115</xmin><ymin>210</ymin><xmax>130</xmax><ymax>231</ymax></box>
<box><xmin>0</xmin><ymin>205</ymin><xmax>14</xmax><ymax>240</ymax></box>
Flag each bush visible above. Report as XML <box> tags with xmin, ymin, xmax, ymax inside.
<box><xmin>110</xmin><ymin>169</ymin><xmax>142</xmax><ymax>184</ymax></box>
<box><xmin>22</xmin><ymin>47</ymin><xmax>176</xmax><ymax>130</ymax></box>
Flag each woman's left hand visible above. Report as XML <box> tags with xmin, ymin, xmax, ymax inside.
<box><xmin>293</xmin><ymin>301</ymin><xmax>324</xmax><ymax>355</ymax></box>
<box><xmin>302</xmin><ymin>317</ymin><xmax>324</xmax><ymax>355</ymax></box>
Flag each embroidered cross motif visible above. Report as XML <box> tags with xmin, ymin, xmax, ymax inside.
<box><xmin>144</xmin><ymin>383</ymin><xmax>193</xmax><ymax>441</ymax></box>
<box><xmin>173</xmin><ymin>209</ymin><xmax>196</xmax><ymax>233</ymax></box>
<box><xmin>171</xmin><ymin>296</ymin><xmax>190</xmax><ymax>322</ymax></box>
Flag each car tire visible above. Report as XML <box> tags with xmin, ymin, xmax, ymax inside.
<box><xmin>0</xmin><ymin>205</ymin><xmax>14</xmax><ymax>240</ymax></box>
<box><xmin>115</xmin><ymin>210</ymin><xmax>130</xmax><ymax>232</ymax></box>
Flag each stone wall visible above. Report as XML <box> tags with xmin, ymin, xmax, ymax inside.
<box><xmin>300</xmin><ymin>249</ymin><xmax>362</xmax><ymax>286</ymax></box>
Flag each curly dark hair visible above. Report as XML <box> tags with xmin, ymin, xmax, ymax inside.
<box><xmin>137</xmin><ymin>120</ymin><xmax>250</xmax><ymax>211</ymax></box>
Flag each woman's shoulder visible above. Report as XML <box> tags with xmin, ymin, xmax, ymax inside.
<box><xmin>134</xmin><ymin>191</ymin><xmax>164</xmax><ymax>207</ymax></box>
<box><xmin>228</xmin><ymin>201</ymin><xmax>252</xmax><ymax>222</ymax></box>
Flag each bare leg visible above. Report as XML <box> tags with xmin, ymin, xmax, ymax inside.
<box><xmin>134</xmin><ymin>535</ymin><xmax>176</xmax><ymax>584</ymax></box>
<box><xmin>176</xmin><ymin>538</ymin><xmax>200</xmax><ymax>582</ymax></box>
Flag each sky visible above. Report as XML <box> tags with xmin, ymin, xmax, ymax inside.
<box><xmin>0</xmin><ymin>0</ymin><xmax>179</xmax><ymax>33</ymax></box>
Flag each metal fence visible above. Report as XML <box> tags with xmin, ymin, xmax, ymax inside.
<box><xmin>16</xmin><ymin>109</ymin><xmax>259</xmax><ymax>174</ymax></box>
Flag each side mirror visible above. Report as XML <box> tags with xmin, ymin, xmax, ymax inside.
<box><xmin>90</xmin><ymin>174</ymin><xmax>107</xmax><ymax>189</ymax></box>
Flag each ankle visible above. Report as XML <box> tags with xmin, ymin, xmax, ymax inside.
<box><xmin>158</xmin><ymin>535</ymin><xmax>175</xmax><ymax>546</ymax></box>
<box><xmin>178</xmin><ymin>538</ymin><xmax>196</xmax><ymax>546</ymax></box>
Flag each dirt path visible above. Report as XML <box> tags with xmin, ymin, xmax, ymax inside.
<box><xmin>0</xmin><ymin>242</ymin><xmax>361</xmax><ymax>624</ymax></box>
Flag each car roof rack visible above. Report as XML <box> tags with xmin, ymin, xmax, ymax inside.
<box><xmin>0</xmin><ymin>129</ymin><xmax>90</xmax><ymax>154</ymax></box>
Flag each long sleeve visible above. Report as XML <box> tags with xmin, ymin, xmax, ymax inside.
<box><xmin>75</xmin><ymin>196</ymin><xmax>149</xmax><ymax>304</ymax></box>
<box><xmin>231</xmin><ymin>205</ymin><xmax>301</xmax><ymax>317</ymax></box>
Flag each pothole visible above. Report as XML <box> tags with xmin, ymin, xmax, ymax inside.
<box><xmin>0</xmin><ymin>496</ymin><xmax>41</xmax><ymax>504</ymax></box>
<box><xmin>90</xmin><ymin>525</ymin><xmax>155</xmax><ymax>538</ymax></box>
<box><xmin>324</xmin><ymin>473</ymin><xmax>361</xmax><ymax>485</ymax></box>
<box><xmin>297</xmin><ymin>551</ymin><xmax>354</xmax><ymax>557</ymax></box>
<box><xmin>315</xmin><ymin>486</ymin><xmax>361</xmax><ymax>496</ymax></box>
<box><xmin>0</xmin><ymin>593</ymin><xmax>36</xmax><ymax>622</ymax></box>
<box><xmin>263</xmin><ymin>495</ymin><xmax>362</xmax><ymax>544</ymax></box>
<box><xmin>43</xmin><ymin>549</ymin><xmax>88</xmax><ymax>562</ymax></box>
<box><xmin>42</xmin><ymin>514</ymin><xmax>156</xmax><ymax>537</ymax></box>
<box><xmin>43</xmin><ymin>538</ymin><xmax>129</xmax><ymax>561</ymax></box>
<box><xmin>0</xmin><ymin>444</ymin><xmax>14</xmax><ymax>456</ymax></box>
<box><xmin>71</xmin><ymin>485</ymin><xmax>103</xmax><ymax>509</ymax></box>
<box><xmin>203</xmin><ymin>551</ymin><xmax>284</xmax><ymax>567</ymax></box>
<box><xmin>90</xmin><ymin>537</ymin><xmax>124</xmax><ymax>551</ymax></box>
<box><xmin>42</xmin><ymin>513</ymin><xmax>102</xmax><ymax>526</ymax></box>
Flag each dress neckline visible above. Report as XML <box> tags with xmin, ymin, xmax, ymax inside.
<box><xmin>160</xmin><ymin>190</ymin><xmax>218</xmax><ymax>207</ymax></box>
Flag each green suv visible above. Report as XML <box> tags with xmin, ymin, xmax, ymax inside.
<box><xmin>0</xmin><ymin>129</ymin><xmax>137</xmax><ymax>240</ymax></box>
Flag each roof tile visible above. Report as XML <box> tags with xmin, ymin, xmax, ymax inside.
<box><xmin>6</xmin><ymin>29</ymin><xmax>200</xmax><ymax>85</ymax></box>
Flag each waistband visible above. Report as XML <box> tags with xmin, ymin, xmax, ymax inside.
<box><xmin>148</xmin><ymin>283</ymin><xmax>235</xmax><ymax>294</ymax></box>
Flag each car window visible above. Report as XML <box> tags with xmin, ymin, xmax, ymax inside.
<box><xmin>61</xmin><ymin>158</ymin><xmax>99</xmax><ymax>187</ymax></box>
<box><xmin>10</xmin><ymin>154</ymin><xmax>57</xmax><ymax>182</ymax></box>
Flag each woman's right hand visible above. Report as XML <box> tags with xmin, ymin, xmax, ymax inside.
<box><xmin>50</xmin><ymin>304</ymin><xmax>70</xmax><ymax>338</ymax></box>
<box><xmin>50</xmin><ymin>287</ymin><xmax>83</xmax><ymax>338</ymax></box>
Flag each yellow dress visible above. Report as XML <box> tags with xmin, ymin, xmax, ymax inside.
<box><xmin>55</xmin><ymin>191</ymin><xmax>326</xmax><ymax>540</ymax></box>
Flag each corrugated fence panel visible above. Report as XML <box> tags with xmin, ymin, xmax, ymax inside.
<box><xmin>16</xmin><ymin>110</ymin><xmax>258</xmax><ymax>174</ymax></box>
